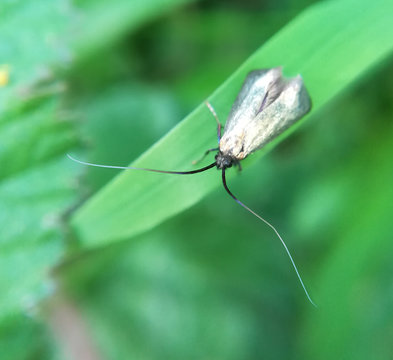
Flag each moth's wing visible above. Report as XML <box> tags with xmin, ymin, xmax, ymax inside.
<box><xmin>243</xmin><ymin>75</ymin><xmax>311</xmax><ymax>154</ymax></box>
<box><xmin>224</xmin><ymin>68</ymin><xmax>283</xmax><ymax>135</ymax></box>
<box><xmin>220</xmin><ymin>68</ymin><xmax>311</xmax><ymax>159</ymax></box>
<box><xmin>226</xmin><ymin>70</ymin><xmax>269</xmax><ymax>124</ymax></box>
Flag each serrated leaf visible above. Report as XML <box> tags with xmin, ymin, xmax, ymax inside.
<box><xmin>0</xmin><ymin>97</ymin><xmax>78</xmax><ymax>319</ymax></box>
<box><xmin>0</xmin><ymin>0</ymin><xmax>71</xmax><ymax>112</ymax></box>
<box><xmin>0</xmin><ymin>0</ymin><xmax>198</xmax><ymax>325</ymax></box>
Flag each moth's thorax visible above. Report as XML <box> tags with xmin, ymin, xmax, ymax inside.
<box><xmin>215</xmin><ymin>151</ymin><xmax>235</xmax><ymax>169</ymax></box>
<box><xmin>219</xmin><ymin>132</ymin><xmax>247</xmax><ymax>161</ymax></box>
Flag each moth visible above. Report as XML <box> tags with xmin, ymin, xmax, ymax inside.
<box><xmin>68</xmin><ymin>67</ymin><xmax>315</xmax><ymax>306</ymax></box>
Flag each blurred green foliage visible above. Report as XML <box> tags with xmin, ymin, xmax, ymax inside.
<box><xmin>1</xmin><ymin>0</ymin><xmax>393</xmax><ymax>359</ymax></box>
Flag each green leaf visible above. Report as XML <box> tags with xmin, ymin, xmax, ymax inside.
<box><xmin>0</xmin><ymin>97</ymin><xmax>78</xmax><ymax>318</ymax></box>
<box><xmin>61</xmin><ymin>61</ymin><xmax>393</xmax><ymax>360</ymax></box>
<box><xmin>0</xmin><ymin>0</ymin><xmax>193</xmax><ymax>321</ymax></box>
<box><xmin>63</xmin><ymin>200</ymin><xmax>293</xmax><ymax>359</ymax></box>
<box><xmin>0</xmin><ymin>0</ymin><xmax>70</xmax><ymax>112</ymax></box>
<box><xmin>75</xmin><ymin>84</ymin><xmax>181</xmax><ymax>192</ymax></box>
<box><xmin>71</xmin><ymin>0</ymin><xmax>393</xmax><ymax>247</ymax></box>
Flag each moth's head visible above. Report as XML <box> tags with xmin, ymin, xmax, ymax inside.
<box><xmin>215</xmin><ymin>151</ymin><xmax>235</xmax><ymax>170</ymax></box>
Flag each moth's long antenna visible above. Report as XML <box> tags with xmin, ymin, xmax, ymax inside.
<box><xmin>221</xmin><ymin>169</ymin><xmax>317</xmax><ymax>307</ymax></box>
<box><xmin>67</xmin><ymin>154</ymin><xmax>216</xmax><ymax>175</ymax></box>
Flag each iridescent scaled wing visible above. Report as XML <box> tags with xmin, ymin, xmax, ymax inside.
<box><xmin>219</xmin><ymin>67</ymin><xmax>311</xmax><ymax>160</ymax></box>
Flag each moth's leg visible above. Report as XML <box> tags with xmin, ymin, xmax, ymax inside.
<box><xmin>192</xmin><ymin>147</ymin><xmax>219</xmax><ymax>165</ymax></box>
<box><xmin>235</xmin><ymin>160</ymin><xmax>242</xmax><ymax>172</ymax></box>
<box><xmin>193</xmin><ymin>101</ymin><xmax>221</xmax><ymax>165</ymax></box>
<box><xmin>204</xmin><ymin>101</ymin><xmax>222</xmax><ymax>143</ymax></box>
